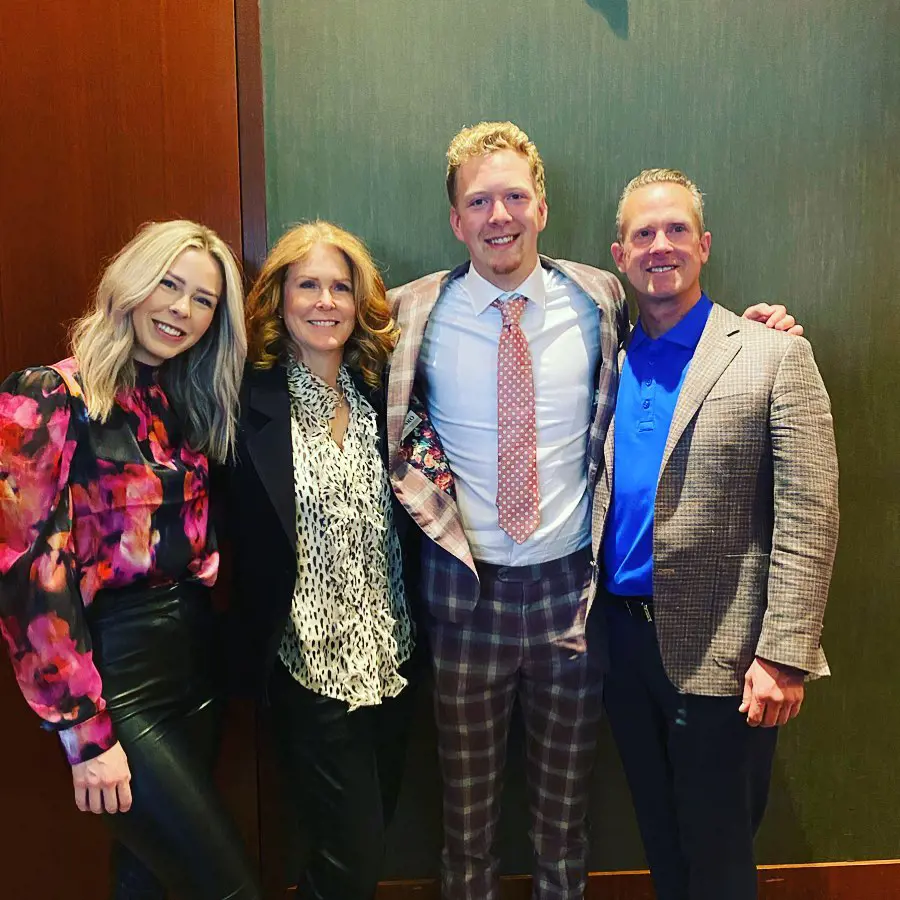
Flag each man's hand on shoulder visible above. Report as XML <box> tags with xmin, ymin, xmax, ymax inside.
<box><xmin>742</xmin><ymin>303</ymin><xmax>804</xmax><ymax>336</ymax></box>
<box><xmin>739</xmin><ymin>656</ymin><xmax>806</xmax><ymax>727</ymax></box>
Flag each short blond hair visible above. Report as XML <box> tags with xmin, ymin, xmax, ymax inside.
<box><xmin>245</xmin><ymin>221</ymin><xmax>397</xmax><ymax>388</ymax></box>
<box><xmin>616</xmin><ymin>168</ymin><xmax>705</xmax><ymax>240</ymax></box>
<box><xmin>446</xmin><ymin>121</ymin><xmax>546</xmax><ymax>205</ymax></box>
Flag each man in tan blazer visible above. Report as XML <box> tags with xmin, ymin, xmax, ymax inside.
<box><xmin>596</xmin><ymin>168</ymin><xmax>839</xmax><ymax>900</ymax></box>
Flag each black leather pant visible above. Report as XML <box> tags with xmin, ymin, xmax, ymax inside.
<box><xmin>87</xmin><ymin>582</ymin><xmax>261</xmax><ymax>900</ymax></box>
<box><xmin>268</xmin><ymin>659</ymin><xmax>419</xmax><ymax>900</ymax></box>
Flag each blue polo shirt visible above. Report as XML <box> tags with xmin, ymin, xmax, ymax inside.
<box><xmin>603</xmin><ymin>295</ymin><xmax>713</xmax><ymax>596</ymax></box>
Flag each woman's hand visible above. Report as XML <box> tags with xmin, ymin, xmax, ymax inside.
<box><xmin>71</xmin><ymin>741</ymin><xmax>133</xmax><ymax>814</ymax></box>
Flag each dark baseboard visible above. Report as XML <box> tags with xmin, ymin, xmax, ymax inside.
<box><xmin>371</xmin><ymin>860</ymin><xmax>900</xmax><ymax>899</ymax></box>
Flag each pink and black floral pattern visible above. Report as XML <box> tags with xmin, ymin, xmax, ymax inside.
<box><xmin>0</xmin><ymin>358</ymin><xmax>218</xmax><ymax>764</ymax></box>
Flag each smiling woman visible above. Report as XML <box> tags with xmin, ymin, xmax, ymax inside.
<box><xmin>70</xmin><ymin>220</ymin><xmax>246</xmax><ymax>462</ymax></box>
<box><xmin>130</xmin><ymin>249</ymin><xmax>223</xmax><ymax>367</ymax></box>
<box><xmin>0</xmin><ymin>220</ymin><xmax>261</xmax><ymax>900</ymax></box>
<box><xmin>227</xmin><ymin>221</ymin><xmax>422</xmax><ymax>900</ymax></box>
<box><xmin>281</xmin><ymin>242</ymin><xmax>357</xmax><ymax>377</ymax></box>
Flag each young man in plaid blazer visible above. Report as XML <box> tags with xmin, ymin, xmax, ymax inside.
<box><xmin>386</xmin><ymin>123</ymin><xmax>799</xmax><ymax>899</ymax></box>
<box><xmin>598</xmin><ymin>169</ymin><xmax>838</xmax><ymax>900</ymax></box>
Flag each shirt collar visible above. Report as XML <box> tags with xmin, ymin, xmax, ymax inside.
<box><xmin>633</xmin><ymin>293</ymin><xmax>712</xmax><ymax>351</ymax></box>
<box><xmin>463</xmin><ymin>260</ymin><xmax>547</xmax><ymax>316</ymax></box>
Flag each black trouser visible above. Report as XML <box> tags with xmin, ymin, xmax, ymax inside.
<box><xmin>603</xmin><ymin>599</ymin><xmax>778</xmax><ymax>900</ymax></box>
<box><xmin>87</xmin><ymin>582</ymin><xmax>261</xmax><ymax>900</ymax></box>
<box><xmin>268</xmin><ymin>658</ymin><xmax>418</xmax><ymax>900</ymax></box>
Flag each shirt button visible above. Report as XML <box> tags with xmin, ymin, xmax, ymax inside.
<box><xmin>645</xmin><ymin>379</ymin><xmax>652</xmax><ymax>386</ymax></box>
<box><xmin>642</xmin><ymin>400</ymin><xmax>650</xmax><ymax>409</ymax></box>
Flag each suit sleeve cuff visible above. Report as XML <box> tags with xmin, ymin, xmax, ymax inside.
<box><xmin>58</xmin><ymin>710</ymin><xmax>116</xmax><ymax>765</ymax></box>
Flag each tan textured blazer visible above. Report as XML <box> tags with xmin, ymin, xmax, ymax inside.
<box><xmin>592</xmin><ymin>303</ymin><xmax>839</xmax><ymax>695</ymax></box>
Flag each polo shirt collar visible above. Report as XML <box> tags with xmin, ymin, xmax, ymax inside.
<box><xmin>633</xmin><ymin>293</ymin><xmax>712</xmax><ymax>350</ymax></box>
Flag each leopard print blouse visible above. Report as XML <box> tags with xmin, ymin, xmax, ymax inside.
<box><xmin>277</xmin><ymin>361</ymin><xmax>413</xmax><ymax>710</ymax></box>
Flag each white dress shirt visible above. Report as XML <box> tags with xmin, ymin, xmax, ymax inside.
<box><xmin>418</xmin><ymin>261</ymin><xmax>600</xmax><ymax>565</ymax></box>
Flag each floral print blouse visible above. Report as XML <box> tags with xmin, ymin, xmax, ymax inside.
<box><xmin>0</xmin><ymin>358</ymin><xmax>218</xmax><ymax>765</ymax></box>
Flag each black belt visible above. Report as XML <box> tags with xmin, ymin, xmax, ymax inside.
<box><xmin>608</xmin><ymin>593</ymin><xmax>655</xmax><ymax>622</ymax></box>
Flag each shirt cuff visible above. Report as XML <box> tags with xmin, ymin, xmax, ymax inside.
<box><xmin>57</xmin><ymin>710</ymin><xmax>116</xmax><ymax>765</ymax></box>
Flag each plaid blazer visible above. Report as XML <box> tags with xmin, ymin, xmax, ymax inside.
<box><xmin>593</xmin><ymin>303</ymin><xmax>839</xmax><ymax>695</ymax></box>
<box><xmin>386</xmin><ymin>257</ymin><xmax>628</xmax><ymax>623</ymax></box>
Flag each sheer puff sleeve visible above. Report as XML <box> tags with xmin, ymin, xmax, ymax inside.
<box><xmin>0</xmin><ymin>366</ymin><xmax>115</xmax><ymax>765</ymax></box>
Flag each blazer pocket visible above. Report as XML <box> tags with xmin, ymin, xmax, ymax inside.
<box><xmin>693</xmin><ymin>397</ymin><xmax>767</xmax><ymax>467</ymax></box>
<box><xmin>703</xmin><ymin>380</ymin><xmax>770</xmax><ymax>404</ymax></box>
<box><xmin>703</xmin><ymin>387</ymin><xmax>748</xmax><ymax>402</ymax></box>
<box><xmin>709</xmin><ymin>553</ymin><xmax>770</xmax><ymax>672</ymax></box>
<box><xmin>697</xmin><ymin>395</ymin><xmax>758</xmax><ymax>427</ymax></box>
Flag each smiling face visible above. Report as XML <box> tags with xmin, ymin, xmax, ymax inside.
<box><xmin>449</xmin><ymin>149</ymin><xmax>548</xmax><ymax>291</ymax></box>
<box><xmin>282</xmin><ymin>242</ymin><xmax>356</xmax><ymax>368</ymax></box>
<box><xmin>611</xmin><ymin>182</ymin><xmax>711</xmax><ymax>311</ymax></box>
<box><xmin>131</xmin><ymin>248</ymin><xmax>222</xmax><ymax>366</ymax></box>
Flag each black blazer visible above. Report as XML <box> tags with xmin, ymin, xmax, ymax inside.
<box><xmin>223</xmin><ymin>362</ymin><xmax>421</xmax><ymax>698</ymax></box>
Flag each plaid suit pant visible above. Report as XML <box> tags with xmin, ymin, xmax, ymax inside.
<box><xmin>427</xmin><ymin>547</ymin><xmax>604</xmax><ymax>900</ymax></box>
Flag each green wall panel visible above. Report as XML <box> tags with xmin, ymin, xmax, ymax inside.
<box><xmin>261</xmin><ymin>0</ymin><xmax>900</xmax><ymax>876</ymax></box>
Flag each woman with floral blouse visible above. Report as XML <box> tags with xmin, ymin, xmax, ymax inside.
<box><xmin>0</xmin><ymin>221</ymin><xmax>261</xmax><ymax>899</ymax></box>
<box><xmin>227</xmin><ymin>221</ymin><xmax>421</xmax><ymax>900</ymax></box>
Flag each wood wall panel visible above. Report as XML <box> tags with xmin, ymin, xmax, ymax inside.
<box><xmin>0</xmin><ymin>3</ymin><xmax>257</xmax><ymax>897</ymax></box>
<box><xmin>236</xmin><ymin>0</ymin><xmax>270</xmax><ymax>277</ymax></box>
<box><xmin>0</xmin><ymin>0</ymin><xmax>243</xmax><ymax>372</ymax></box>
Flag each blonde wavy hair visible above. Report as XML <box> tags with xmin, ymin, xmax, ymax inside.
<box><xmin>615</xmin><ymin>168</ymin><xmax>706</xmax><ymax>240</ymax></box>
<box><xmin>71</xmin><ymin>220</ymin><xmax>246</xmax><ymax>462</ymax></box>
<box><xmin>445</xmin><ymin>121</ymin><xmax>546</xmax><ymax>205</ymax></box>
<box><xmin>245</xmin><ymin>221</ymin><xmax>397</xmax><ymax>387</ymax></box>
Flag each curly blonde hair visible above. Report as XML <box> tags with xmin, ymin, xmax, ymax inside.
<box><xmin>245</xmin><ymin>222</ymin><xmax>397</xmax><ymax>387</ymax></box>
<box><xmin>445</xmin><ymin>121</ymin><xmax>546</xmax><ymax>205</ymax></box>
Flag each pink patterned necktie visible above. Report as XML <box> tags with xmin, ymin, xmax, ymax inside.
<box><xmin>491</xmin><ymin>293</ymin><xmax>540</xmax><ymax>543</ymax></box>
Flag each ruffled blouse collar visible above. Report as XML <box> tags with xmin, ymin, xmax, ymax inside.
<box><xmin>285</xmin><ymin>359</ymin><xmax>352</xmax><ymax>422</ymax></box>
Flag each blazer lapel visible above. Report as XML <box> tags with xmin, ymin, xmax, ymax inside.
<box><xmin>387</xmin><ymin>265</ymin><xmax>476</xmax><ymax>573</ymax></box>
<box><xmin>590</xmin><ymin>339</ymin><xmax>627</xmax><ymax>556</ymax></box>
<box><xmin>243</xmin><ymin>367</ymin><xmax>296</xmax><ymax>546</ymax></box>
<box><xmin>659</xmin><ymin>303</ymin><xmax>741</xmax><ymax>478</ymax></box>
<box><xmin>386</xmin><ymin>269</ymin><xmax>451</xmax><ymax>464</ymax></box>
<box><xmin>601</xmin><ymin>342</ymin><xmax>628</xmax><ymax>500</ymax></box>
